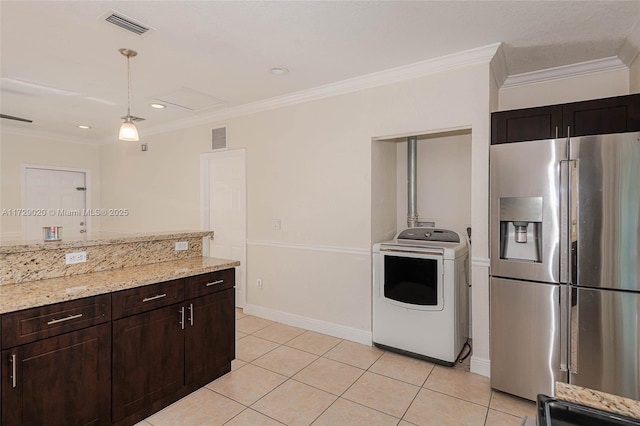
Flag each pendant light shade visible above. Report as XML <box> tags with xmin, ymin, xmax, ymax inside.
<box><xmin>119</xmin><ymin>48</ymin><xmax>140</xmax><ymax>141</ymax></box>
<box><xmin>119</xmin><ymin>117</ymin><xmax>139</xmax><ymax>141</ymax></box>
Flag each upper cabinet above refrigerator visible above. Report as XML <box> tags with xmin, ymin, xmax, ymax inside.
<box><xmin>491</xmin><ymin>93</ymin><xmax>640</xmax><ymax>145</ymax></box>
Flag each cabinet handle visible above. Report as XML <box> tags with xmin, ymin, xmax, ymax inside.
<box><xmin>47</xmin><ymin>313</ymin><xmax>83</xmax><ymax>325</ymax></box>
<box><xmin>10</xmin><ymin>354</ymin><xmax>17</xmax><ymax>388</ymax></box>
<box><xmin>555</xmin><ymin>126</ymin><xmax>558</xmax><ymax>139</ymax></box>
<box><xmin>188</xmin><ymin>303</ymin><xmax>194</xmax><ymax>326</ymax></box>
<box><xmin>179</xmin><ymin>307</ymin><xmax>185</xmax><ymax>330</ymax></box>
<box><xmin>206</xmin><ymin>280</ymin><xmax>224</xmax><ymax>287</ymax></box>
<box><xmin>142</xmin><ymin>293</ymin><xmax>167</xmax><ymax>303</ymax></box>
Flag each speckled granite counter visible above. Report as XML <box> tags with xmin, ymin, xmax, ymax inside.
<box><xmin>0</xmin><ymin>231</ymin><xmax>213</xmax><ymax>254</ymax></box>
<box><xmin>556</xmin><ymin>382</ymin><xmax>640</xmax><ymax>419</ymax></box>
<box><xmin>1</xmin><ymin>230</ymin><xmax>214</xmax><ymax>284</ymax></box>
<box><xmin>0</xmin><ymin>256</ymin><xmax>239</xmax><ymax>314</ymax></box>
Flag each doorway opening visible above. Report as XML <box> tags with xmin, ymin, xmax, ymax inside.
<box><xmin>23</xmin><ymin>166</ymin><xmax>90</xmax><ymax>241</ymax></box>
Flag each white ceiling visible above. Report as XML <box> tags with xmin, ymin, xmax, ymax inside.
<box><xmin>1</xmin><ymin>1</ymin><xmax>639</xmax><ymax>143</ymax></box>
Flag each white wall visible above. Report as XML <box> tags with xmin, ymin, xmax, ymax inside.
<box><xmin>498</xmin><ymin>68</ymin><xmax>630</xmax><ymax>110</ymax></box>
<box><xmin>394</xmin><ymin>131</ymin><xmax>471</xmax><ymax>235</ymax></box>
<box><xmin>98</xmin><ymin>62</ymin><xmax>494</xmax><ymax>374</ymax></box>
<box><xmin>0</xmin><ymin>130</ymin><xmax>101</xmax><ymax>240</ymax></box>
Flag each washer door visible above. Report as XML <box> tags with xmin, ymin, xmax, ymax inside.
<box><xmin>377</xmin><ymin>251</ymin><xmax>444</xmax><ymax>311</ymax></box>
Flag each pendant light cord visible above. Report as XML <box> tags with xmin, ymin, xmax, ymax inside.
<box><xmin>127</xmin><ymin>55</ymin><xmax>132</xmax><ymax>118</ymax></box>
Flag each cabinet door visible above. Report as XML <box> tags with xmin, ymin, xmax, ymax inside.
<box><xmin>491</xmin><ymin>105</ymin><xmax>563</xmax><ymax>144</ymax></box>
<box><xmin>563</xmin><ymin>94</ymin><xmax>640</xmax><ymax>137</ymax></box>
<box><xmin>111</xmin><ymin>303</ymin><xmax>184</xmax><ymax>423</ymax></box>
<box><xmin>184</xmin><ymin>288</ymin><xmax>235</xmax><ymax>387</ymax></box>
<box><xmin>1</xmin><ymin>323</ymin><xmax>111</xmax><ymax>426</ymax></box>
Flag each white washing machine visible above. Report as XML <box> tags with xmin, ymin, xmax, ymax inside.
<box><xmin>372</xmin><ymin>228</ymin><xmax>469</xmax><ymax>365</ymax></box>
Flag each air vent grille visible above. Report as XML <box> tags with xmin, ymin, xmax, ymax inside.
<box><xmin>104</xmin><ymin>12</ymin><xmax>150</xmax><ymax>35</ymax></box>
<box><xmin>212</xmin><ymin>127</ymin><xmax>227</xmax><ymax>150</ymax></box>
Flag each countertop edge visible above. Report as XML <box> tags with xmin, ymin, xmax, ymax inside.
<box><xmin>0</xmin><ymin>230</ymin><xmax>214</xmax><ymax>254</ymax></box>
<box><xmin>555</xmin><ymin>382</ymin><xmax>640</xmax><ymax>419</ymax></box>
<box><xmin>0</xmin><ymin>256</ymin><xmax>239</xmax><ymax>314</ymax></box>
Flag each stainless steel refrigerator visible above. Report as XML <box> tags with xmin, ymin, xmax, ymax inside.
<box><xmin>490</xmin><ymin>131</ymin><xmax>640</xmax><ymax>402</ymax></box>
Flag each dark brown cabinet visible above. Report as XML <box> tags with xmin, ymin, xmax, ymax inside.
<box><xmin>0</xmin><ymin>269</ymin><xmax>235</xmax><ymax>426</ymax></box>
<box><xmin>491</xmin><ymin>93</ymin><xmax>640</xmax><ymax>144</ymax></box>
<box><xmin>185</xmin><ymin>288</ymin><xmax>235</xmax><ymax>387</ymax></box>
<box><xmin>111</xmin><ymin>303</ymin><xmax>185</xmax><ymax>423</ymax></box>
<box><xmin>563</xmin><ymin>95</ymin><xmax>640</xmax><ymax>137</ymax></box>
<box><xmin>111</xmin><ymin>270</ymin><xmax>235</xmax><ymax>425</ymax></box>
<box><xmin>1</xmin><ymin>296</ymin><xmax>111</xmax><ymax>426</ymax></box>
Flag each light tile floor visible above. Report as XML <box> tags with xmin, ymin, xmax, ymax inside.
<box><xmin>138</xmin><ymin>309</ymin><xmax>536</xmax><ymax>426</ymax></box>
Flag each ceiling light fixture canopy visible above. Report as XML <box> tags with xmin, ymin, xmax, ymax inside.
<box><xmin>119</xmin><ymin>48</ymin><xmax>139</xmax><ymax>141</ymax></box>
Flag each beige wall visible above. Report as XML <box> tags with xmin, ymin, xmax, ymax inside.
<box><xmin>631</xmin><ymin>55</ymin><xmax>640</xmax><ymax>93</ymax></box>
<box><xmin>98</xmin><ymin>62</ymin><xmax>494</xmax><ymax>373</ymax></box>
<box><xmin>98</xmin><ymin>129</ymin><xmax>209</xmax><ymax>233</ymax></box>
<box><xmin>371</xmin><ymin>140</ymin><xmax>397</xmax><ymax>244</ymax></box>
<box><xmin>0</xmin><ymin>131</ymin><xmax>101</xmax><ymax>240</ymax></box>
<box><xmin>498</xmin><ymin>68</ymin><xmax>630</xmax><ymax>110</ymax></box>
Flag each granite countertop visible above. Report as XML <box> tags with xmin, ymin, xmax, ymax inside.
<box><xmin>0</xmin><ymin>256</ymin><xmax>239</xmax><ymax>314</ymax></box>
<box><xmin>555</xmin><ymin>382</ymin><xmax>640</xmax><ymax>419</ymax></box>
<box><xmin>0</xmin><ymin>230</ymin><xmax>214</xmax><ymax>254</ymax></box>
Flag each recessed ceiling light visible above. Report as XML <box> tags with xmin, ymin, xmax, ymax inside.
<box><xmin>150</xmin><ymin>103</ymin><xmax>166</xmax><ymax>109</ymax></box>
<box><xmin>270</xmin><ymin>67</ymin><xmax>289</xmax><ymax>76</ymax></box>
<box><xmin>77</xmin><ymin>125</ymin><xmax>91</xmax><ymax>129</ymax></box>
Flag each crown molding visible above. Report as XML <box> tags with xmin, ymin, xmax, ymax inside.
<box><xmin>136</xmin><ymin>43</ymin><xmax>501</xmax><ymax>140</ymax></box>
<box><xmin>1</xmin><ymin>125</ymin><xmax>98</xmax><ymax>145</ymax></box>
<box><xmin>502</xmin><ymin>56</ymin><xmax>627</xmax><ymax>88</ymax></box>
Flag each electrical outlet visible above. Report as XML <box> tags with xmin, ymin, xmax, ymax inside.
<box><xmin>175</xmin><ymin>241</ymin><xmax>188</xmax><ymax>251</ymax></box>
<box><xmin>65</xmin><ymin>251</ymin><xmax>87</xmax><ymax>265</ymax></box>
<box><xmin>272</xmin><ymin>219</ymin><xmax>281</xmax><ymax>231</ymax></box>
<box><xmin>257</xmin><ymin>278</ymin><xmax>263</xmax><ymax>288</ymax></box>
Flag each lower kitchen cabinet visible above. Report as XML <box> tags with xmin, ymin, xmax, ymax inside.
<box><xmin>0</xmin><ymin>268</ymin><xmax>235</xmax><ymax>426</ymax></box>
<box><xmin>111</xmin><ymin>303</ymin><xmax>185</xmax><ymax>423</ymax></box>
<box><xmin>111</xmin><ymin>270</ymin><xmax>235</xmax><ymax>425</ymax></box>
<box><xmin>185</xmin><ymin>288</ymin><xmax>234</xmax><ymax>387</ymax></box>
<box><xmin>1</xmin><ymin>323</ymin><xmax>111</xmax><ymax>426</ymax></box>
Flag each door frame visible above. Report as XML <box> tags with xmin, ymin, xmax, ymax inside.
<box><xmin>200</xmin><ymin>149</ymin><xmax>247</xmax><ymax>307</ymax></box>
<box><xmin>21</xmin><ymin>164</ymin><xmax>92</xmax><ymax>240</ymax></box>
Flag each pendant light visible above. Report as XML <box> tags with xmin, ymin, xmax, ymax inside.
<box><xmin>119</xmin><ymin>48</ymin><xmax>139</xmax><ymax>141</ymax></box>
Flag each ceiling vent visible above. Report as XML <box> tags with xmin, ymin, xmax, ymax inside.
<box><xmin>212</xmin><ymin>126</ymin><xmax>227</xmax><ymax>151</ymax></box>
<box><xmin>102</xmin><ymin>10</ymin><xmax>153</xmax><ymax>36</ymax></box>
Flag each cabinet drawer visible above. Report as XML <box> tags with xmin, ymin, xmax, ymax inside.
<box><xmin>112</xmin><ymin>279</ymin><xmax>184</xmax><ymax>319</ymax></box>
<box><xmin>185</xmin><ymin>269</ymin><xmax>234</xmax><ymax>300</ymax></box>
<box><xmin>1</xmin><ymin>294</ymin><xmax>111</xmax><ymax>348</ymax></box>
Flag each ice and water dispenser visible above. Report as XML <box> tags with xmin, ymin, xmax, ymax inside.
<box><xmin>499</xmin><ymin>197</ymin><xmax>543</xmax><ymax>262</ymax></box>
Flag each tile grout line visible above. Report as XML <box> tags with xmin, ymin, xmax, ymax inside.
<box><xmin>234</xmin><ymin>313</ymin><xmax>533</xmax><ymax>424</ymax></box>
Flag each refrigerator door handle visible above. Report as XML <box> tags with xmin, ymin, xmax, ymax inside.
<box><xmin>569</xmin><ymin>287</ymin><xmax>579</xmax><ymax>375</ymax></box>
<box><xmin>559</xmin><ymin>285</ymin><xmax>569</xmax><ymax>372</ymax></box>
<box><xmin>559</xmin><ymin>160</ymin><xmax>572</xmax><ymax>284</ymax></box>
<box><xmin>568</xmin><ymin>160</ymin><xmax>579</xmax><ymax>285</ymax></box>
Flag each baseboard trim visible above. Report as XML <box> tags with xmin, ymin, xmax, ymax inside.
<box><xmin>471</xmin><ymin>355</ymin><xmax>491</xmax><ymax>377</ymax></box>
<box><xmin>243</xmin><ymin>303</ymin><xmax>372</xmax><ymax>346</ymax></box>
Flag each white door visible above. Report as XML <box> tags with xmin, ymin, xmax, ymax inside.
<box><xmin>24</xmin><ymin>167</ymin><xmax>88</xmax><ymax>240</ymax></box>
<box><xmin>202</xmin><ymin>150</ymin><xmax>247</xmax><ymax>307</ymax></box>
